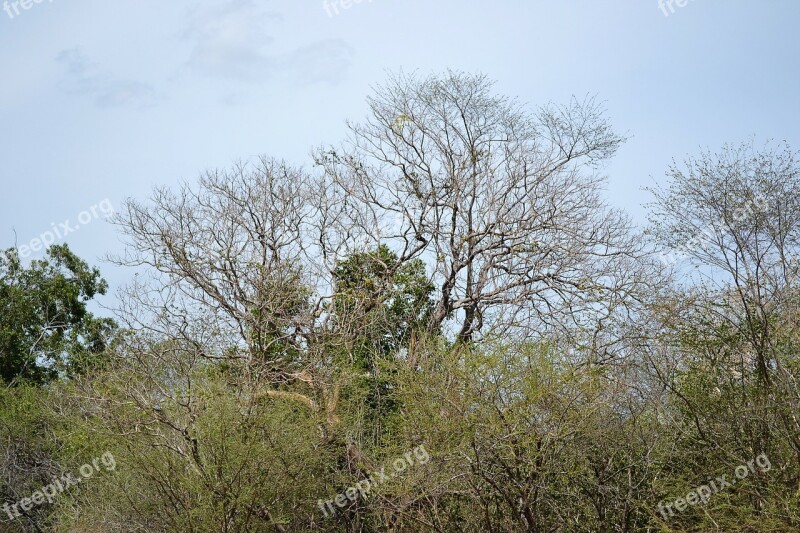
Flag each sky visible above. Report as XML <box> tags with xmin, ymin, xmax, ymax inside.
<box><xmin>1</xmin><ymin>0</ymin><xmax>799</xmax><ymax>309</ymax></box>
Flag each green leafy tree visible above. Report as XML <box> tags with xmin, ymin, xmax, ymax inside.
<box><xmin>0</xmin><ymin>244</ymin><xmax>116</xmax><ymax>385</ymax></box>
<box><xmin>329</xmin><ymin>245</ymin><xmax>435</xmax><ymax>447</ymax></box>
<box><xmin>331</xmin><ymin>244</ymin><xmax>434</xmax><ymax>368</ymax></box>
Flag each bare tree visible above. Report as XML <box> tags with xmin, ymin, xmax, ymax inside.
<box><xmin>109</xmin><ymin>158</ymin><xmax>353</xmax><ymax>438</ymax></box>
<box><xmin>646</xmin><ymin>141</ymin><xmax>800</xmax><ymax>493</ymax></box>
<box><xmin>111</xmin><ymin>158</ymin><xmax>321</xmax><ymax>368</ymax></box>
<box><xmin>316</xmin><ymin>71</ymin><xmax>652</xmax><ymax>343</ymax></box>
<box><xmin>647</xmin><ymin>141</ymin><xmax>800</xmax><ymax>385</ymax></box>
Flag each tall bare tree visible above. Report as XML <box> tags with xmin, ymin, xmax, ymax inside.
<box><xmin>647</xmin><ymin>142</ymin><xmax>800</xmax><ymax>385</ymax></box>
<box><xmin>316</xmin><ymin>71</ymin><xmax>652</xmax><ymax>343</ymax></box>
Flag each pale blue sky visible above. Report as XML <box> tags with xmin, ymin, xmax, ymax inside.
<box><xmin>1</xmin><ymin>0</ymin><xmax>799</xmax><ymax>304</ymax></box>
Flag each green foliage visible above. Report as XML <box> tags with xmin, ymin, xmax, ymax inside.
<box><xmin>54</xmin><ymin>358</ymin><xmax>336</xmax><ymax>532</ymax></box>
<box><xmin>384</xmin><ymin>340</ymin><xmax>666</xmax><ymax>532</ymax></box>
<box><xmin>0</xmin><ymin>245</ymin><xmax>116</xmax><ymax>385</ymax></box>
<box><xmin>332</xmin><ymin>244</ymin><xmax>434</xmax><ymax>368</ymax></box>
<box><xmin>0</xmin><ymin>385</ymin><xmax>59</xmax><ymax>531</ymax></box>
<box><xmin>330</xmin><ymin>245</ymin><xmax>435</xmax><ymax>447</ymax></box>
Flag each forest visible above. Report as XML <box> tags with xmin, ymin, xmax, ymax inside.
<box><xmin>2</xmin><ymin>71</ymin><xmax>799</xmax><ymax>532</ymax></box>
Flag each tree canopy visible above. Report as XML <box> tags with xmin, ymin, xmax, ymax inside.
<box><xmin>2</xmin><ymin>73</ymin><xmax>799</xmax><ymax>532</ymax></box>
<box><xmin>0</xmin><ymin>244</ymin><xmax>116</xmax><ymax>385</ymax></box>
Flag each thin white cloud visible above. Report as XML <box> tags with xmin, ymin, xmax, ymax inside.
<box><xmin>182</xmin><ymin>0</ymin><xmax>352</xmax><ymax>85</ymax></box>
<box><xmin>56</xmin><ymin>49</ymin><xmax>157</xmax><ymax>109</ymax></box>
<box><xmin>282</xmin><ymin>41</ymin><xmax>353</xmax><ymax>86</ymax></box>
